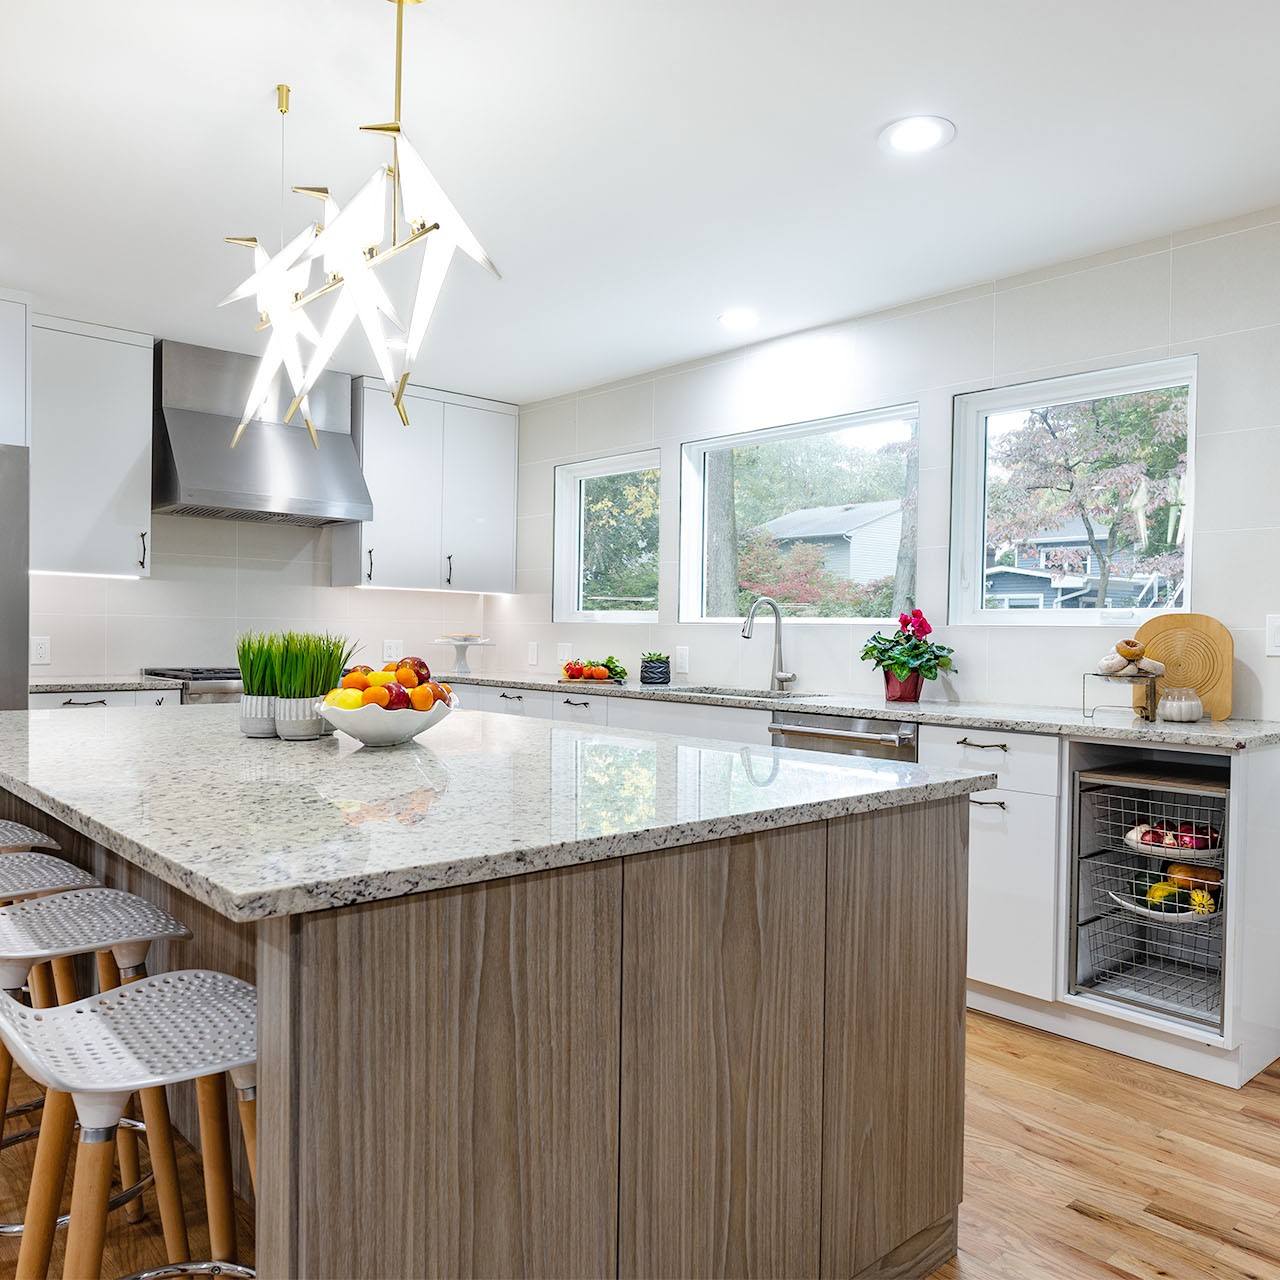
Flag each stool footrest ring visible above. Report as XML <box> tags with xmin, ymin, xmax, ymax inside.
<box><xmin>118</xmin><ymin>1264</ymin><xmax>256</xmax><ymax>1279</ymax></box>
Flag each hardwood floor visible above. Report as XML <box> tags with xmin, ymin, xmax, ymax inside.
<box><xmin>0</xmin><ymin>1071</ymin><xmax>255</xmax><ymax>1279</ymax></box>
<box><xmin>931</xmin><ymin>1013</ymin><xmax>1280</xmax><ymax>1280</ymax></box>
<box><xmin>1</xmin><ymin>1011</ymin><xmax>1275</xmax><ymax>1279</ymax></box>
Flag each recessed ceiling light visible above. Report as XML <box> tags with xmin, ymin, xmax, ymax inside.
<box><xmin>719</xmin><ymin>307</ymin><xmax>759</xmax><ymax>332</ymax></box>
<box><xmin>878</xmin><ymin>115</ymin><xmax>956</xmax><ymax>156</ymax></box>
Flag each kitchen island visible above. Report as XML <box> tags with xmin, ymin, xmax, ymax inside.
<box><xmin>0</xmin><ymin>704</ymin><xmax>994</xmax><ymax>1279</ymax></box>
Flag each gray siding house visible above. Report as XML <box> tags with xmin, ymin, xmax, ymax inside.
<box><xmin>760</xmin><ymin>500</ymin><xmax>901</xmax><ymax>583</ymax></box>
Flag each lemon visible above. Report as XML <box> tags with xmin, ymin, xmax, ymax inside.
<box><xmin>323</xmin><ymin>688</ymin><xmax>343</xmax><ymax>706</ymax></box>
<box><xmin>335</xmin><ymin>688</ymin><xmax>365</xmax><ymax>710</ymax></box>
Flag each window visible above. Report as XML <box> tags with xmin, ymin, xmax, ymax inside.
<box><xmin>680</xmin><ymin>405</ymin><xmax>918</xmax><ymax>621</ymax></box>
<box><xmin>951</xmin><ymin>357</ymin><xmax>1195</xmax><ymax>626</ymax></box>
<box><xmin>553</xmin><ymin>451</ymin><xmax>660</xmax><ymax>622</ymax></box>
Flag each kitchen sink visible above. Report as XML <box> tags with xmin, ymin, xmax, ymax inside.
<box><xmin>677</xmin><ymin>685</ymin><xmax>801</xmax><ymax>700</ymax></box>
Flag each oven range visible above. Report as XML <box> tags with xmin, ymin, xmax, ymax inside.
<box><xmin>143</xmin><ymin>667</ymin><xmax>243</xmax><ymax>705</ymax></box>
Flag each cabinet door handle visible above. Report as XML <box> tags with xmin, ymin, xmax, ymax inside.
<box><xmin>446</xmin><ymin>553</ymin><xmax>453</xmax><ymax>586</ymax></box>
<box><xmin>138</xmin><ymin>531</ymin><xmax>147</xmax><ymax>570</ymax></box>
<box><xmin>970</xmin><ymin>798</ymin><xmax>1007</xmax><ymax>809</ymax></box>
<box><xmin>62</xmin><ymin>697</ymin><xmax>107</xmax><ymax>708</ymax></box>
<box><xmin>499</xmin><ymin>692</ymin><xmax>523</xmax><ymax>701</ymax></box>
<box><xmin>563</xmin><ymin>698</ymin><xmax>590</xmax><ymax>708</ymax></box>
<box><xmin>367</xmin><ymin>549</ymin><xmax>374</xmax><ymax>582</ymax></box>
<box><xmin>957</xmin><ymin>737</ymin><xmax>1008</xmax><ymax>752</ymax></box>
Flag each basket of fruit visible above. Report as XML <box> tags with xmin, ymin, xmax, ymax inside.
<box><xmin>320</xmin><ymin>656</ymin><xmax>458</xmax><ymax>747</ymax></box>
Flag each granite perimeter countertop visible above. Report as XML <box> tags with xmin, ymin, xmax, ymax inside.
<box><xmin>447</xmin><ymin>674</ymin><xmax>1280</xmax><ymax>750</ymax></box>
<box><xmin>0</xmin><ymin>704</ymin><xmax>994</xmax><ymax>922</ymax></box>
<box><xmin>28</xmin><ymin>675</ymin><xmax>186</xmax><ymax>694</ymax></box>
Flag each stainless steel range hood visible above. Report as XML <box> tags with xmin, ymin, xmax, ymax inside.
<box><xmin>152</xmin><ymin>341</ymin><xmax>373</xmax><ymax>526</ymax></box>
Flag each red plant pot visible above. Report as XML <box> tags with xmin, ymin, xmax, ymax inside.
<box><xmin>884</xmin><ymin>670</ymin><xmax>923</xmax><ymax>702</ymax></box>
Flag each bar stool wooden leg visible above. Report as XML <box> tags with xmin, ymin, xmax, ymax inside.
<box><xmin>63</xmin><ymin>1128</ymin><xmax>117</xmax><ymax>1280</ymax></box>
<box><xmin>49</xmin><ymin>956</ymin><xmax>78</xmax><ymax>1006</ymax></box>
<box><xmin>235</xmin><ymin>1091</ymin><xmax>257</xmax><ymax>1195</ymax></box>
<box><xmin>94</xmin><ymin>952</ymin><xmax>120</xmax><ymax>993</ymax></box>
<box><xmin>137</xmin><ymin>1085</ymin><xmax>190</xmax><ymax>1264</ymax></box>
<box><xmin>195</xmin><ymin>1073</ymin><xmax>237</xmax><ymax>1262</ymax></box>
<box><xmin>27</xmin><ymin>963</ymin><xmax>56</xmax><ymax>1009</ymax></box>
<box><xmin>15</xmin><ymin>1089</ymin><xmax>76</xmax><ymax>1280</ymax></box>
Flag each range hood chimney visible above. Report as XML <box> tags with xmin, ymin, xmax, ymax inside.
<box><xmin>152</xmin><ymin>341</ymin><xmax>373</xmax><ymax>526</ymax></box>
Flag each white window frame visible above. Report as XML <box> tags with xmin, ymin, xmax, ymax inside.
<box><xmin>679</xmin><ymin>403</ymin><xmax>918</xmax><ymax>623</ymax></box>
<box><xmin>553</xmin><ymin>449</ymin><xmax>660</xmax><ymax>624</ymax></box>
<box><xmin>949</xmin><ymin>356</ymin><xmax>1196</xmax><ymax>628</ymax></box>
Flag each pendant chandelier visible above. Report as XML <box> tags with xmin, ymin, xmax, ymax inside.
<box><xmin>221</xmin><ymin>0</ymin><xmax>498</xmax><ymax>448</ymax></box>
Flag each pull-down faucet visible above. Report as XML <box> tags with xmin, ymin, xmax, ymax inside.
<box><xmin>741</xmin><ymin>596</ymin><xmax>796</xmax><ymax>693</ymax></box>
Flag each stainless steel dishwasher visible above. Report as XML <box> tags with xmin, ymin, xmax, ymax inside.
<box><xmin>768</xmin><ymin>710</ymin><xmax>918</xmax><ymax>761</ymax></box>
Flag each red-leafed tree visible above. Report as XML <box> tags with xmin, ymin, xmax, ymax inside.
<box><xmin>985</xmin><ymin>388</ymin><xmax>1188</xmax><ymax>608</ymax></box>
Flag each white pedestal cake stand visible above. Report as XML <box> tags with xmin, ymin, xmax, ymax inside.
<box><xmin>433</xmin><ymin>638</ymin><xmax>494</xmax><ymax>676</ymax></box>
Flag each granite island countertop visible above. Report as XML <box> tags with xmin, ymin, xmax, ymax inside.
<box><xmin>0</xmin><ymin>703</ymin><xmax>995</xmax><ymax>922</ymax></box>
<box><xmin>447</xmin><ymin>673</ymin><xmax>1280</xmax><ymax>750</ymax></box>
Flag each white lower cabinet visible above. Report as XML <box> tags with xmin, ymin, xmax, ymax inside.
<box><xmin>484</xmin><ymin>686</ymin><xmax>555</xmax><ymax>718</ymax></box>
<box><xmin>552</xmin><ymin>692</ymin><xmax>610</xmax><ymax>726</ymax></box>
<box><xmin>604</xmin><ymin>695</ymin><xmax>771</xmax><ymax>746</ymax></box>
<box><xmin>29</xmin><ymin>689</ymin><xmax>180</xmax><ymax>710</ymax></box>
<box><xmin>964</xmin><ymin>788</ymin><xmax>1059</xmax><ymax>1001</ymax></box>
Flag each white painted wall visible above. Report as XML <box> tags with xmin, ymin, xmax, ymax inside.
<box><xmin>487</xmin><ymin>203</ymin><xmax>1280</xmax><ymax>718</ymax></box>
<box><xmin>28</xmin><ymin>514</ymin><xmax>483</xmax><ymax>678</ymax></box>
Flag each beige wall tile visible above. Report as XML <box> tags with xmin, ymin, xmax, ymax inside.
<box><xmin>653</xmin><ymin>356</ymin><xmax>747</xmax><ymax>443</ymax></box>
<box><xmin>30</xmin><ymin>612</ymin><xmax>106</xmax><ymax>676</ymax></box>
<box><xmin>517</xmin><ymin>398</ymin><xmax>577</xmax><ymax>465</ymax></box>
<box><xmin>1173</xmin><ymin>220</ymin><xmax>1280</xmax><ymax>340</ymax></box>
<box><xmin>1194</xmin><ymin>426</ymin><xmax>1280</xmax><ymax>532</ymax></box>
<box><xmin>576</xmin><ymin>380</ymin><xmax>654</xmax><ymax>455</ymax></box>
<box><xmin>1176</xmin><ymin>325</ymin><xmax>1280</xmax><ymax>435</ymax></box>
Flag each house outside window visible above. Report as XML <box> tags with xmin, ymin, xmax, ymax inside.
<box><xmin>950</xmin><ymin>358</ymin><xmax>1195</xmax><ymax>626</ymax></box>
<box><xmin>680</xmin><ymin>405</ymin><xmax>919</xmax><ymax>621</ymax></box>
<box><xmin>553</xmin><ymin>451</ymin><xmax>660</xmax><ymax>622</ymax></box>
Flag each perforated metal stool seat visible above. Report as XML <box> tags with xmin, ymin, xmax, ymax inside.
<box><xmin>0</xmin><ymin>971</ymin><xmax>256</xmax><ymax>1126</ymax></box>
<box><xmin>0</xmin><ymin>820</ymin><xmax>60</xmax><ymax>854</ymax></box>
<box><xmin>0</xmin><ymin>888</ymin><xmax>191</xmax><ymax>989</ymax></box>
<box><xmin>0</xmin><ymin>852</ymin><xmax>98</xmax><ymax>903</ymax></box>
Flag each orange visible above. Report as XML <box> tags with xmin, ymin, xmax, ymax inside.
<box><xmin>409</xmin><ymin>685</ymin><xmax>435</xmax><ymax>711</ymax></box>
<box><xmin>382</xmin><ymin>662</ymin><xmax>400</xmax><ymax>673</ymax></box>
<box><xmin>366</xmin><ymin>670</ymin><xmax>397</xmax><ymax>687</ymax></box>
<box><xmin>395</xmin><ymin>666</ymin><xmax>419</xmax><ymax>688</ymax></box>
<box><xmin>362</xmin><ymin>685</ymin><xmax>391</xmax><ymax>708</ymax></box>
<box><xmin>342</xmin><ymin>670</ymin><xmax>370</xmax><ymax>691</ymax></box>
<box><xmin>438</xmin><ymin>682</ymin><xmax>452</xmax><ymax>697</ymax></box>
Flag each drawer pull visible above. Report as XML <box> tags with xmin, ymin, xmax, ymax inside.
<box><xmin>956</xmin><ymin>737</ymin><xmax>1008</xmax><ymax>752</ymax></box>
<box><xmin>563</xmin><ymin>699</ymin><xmax>590</xmax><ymax>708</ymax></box>
<box><xmin>62</xmin><ymin>697</ymin><xmax>107</xmax><ymax>708</ymax></box>
<box><xmin>498</xmin><ymin>692</ymin><xmax>523</xmax><ymax>701</ymax></box>
<box><xmin>970</xmin><ymin>798</ymin><xmax>1007</xmax><ymax>810</ymax></box>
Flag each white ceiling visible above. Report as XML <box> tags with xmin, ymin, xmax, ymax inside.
<box><xmin>3</xmin><ymin>1</ymin><xmax>1279</xmax><ymax>406</ymax></box>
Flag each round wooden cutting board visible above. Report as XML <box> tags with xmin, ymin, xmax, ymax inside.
<box><xmin>1131</xmin><ymin>613</ymin><xmax>1233</xmax><ymax>720</ymax></box>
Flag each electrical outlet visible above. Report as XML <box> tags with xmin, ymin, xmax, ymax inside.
<box><xmin>675</xmin><ymin>646</ymin><xmax>690</xmax><ymax>674</ymax></box>
<box><xmin>1267</xmin><ymin>616</ymin><xmax>1280</xmax><ymax>657</ymax></box>
<box><xmin>382</xmin><ymin>639</ymin><xmax>403</xmax><ymax>662</ymax></box>
<box><xmin>528</xmin><ymin>641</ymin><xmax>539</xmax><ymax>666</ymax></box>
<box><xmin>30</xmin><ymin>636</ymin><xmax>50</xmax><ymax>666</ymax></box>
<box><xmin>556</xmin><ymin>642</ymin><xmax>572</xmax><ymax>663</ymax></box>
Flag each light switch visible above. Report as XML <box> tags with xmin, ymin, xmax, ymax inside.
<box><xmin>556</xmin><ymin>642</ymin><xmax>572</xmax><ymax>662</ymax></box>
<box><xmin>382</xmin><ymin>639</ymin><xmax>403</xmax><ymax>662</ymax></box>
<box><xmin>675</xmin><ymin>646</ymin><xmax>690</xmax><ymax>674</ymax></box>
<box><xmin>528</xmin><ymin>641</ymin><xmax>539</xmax><ymax>666</ymax></box>
<box><xmin>1267</xmin><ymin>616</ymin><xmax>1280</xmax><ymax>657</ymax></box>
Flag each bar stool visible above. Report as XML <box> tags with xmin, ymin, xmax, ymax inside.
<box><xmin>0</xmin><ymin>970</ymin><xmax>257</xmax><ymax>1280</ymax></box>
<box><xmin>0</xmin><ymin>888</ymin><xmax>193</xmax><ymax>1277</ymax></box>
<box><xmin>0</xmin><ymin>822</ymin><xmax>60</xmax><ymax>855</ymax></box>
<box><xmin>0</xmin><ymin>854</ymin><xmax>100</xmax><ymax>1133</ymax></box>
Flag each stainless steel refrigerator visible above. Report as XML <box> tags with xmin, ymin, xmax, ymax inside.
<box><xmin>0</xmin><ymin>444</ymin><xmax>28</xmax><ymax>710</ymax></box>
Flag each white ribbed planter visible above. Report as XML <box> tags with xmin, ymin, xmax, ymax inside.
<box><xmin>275</xmin><ymin>696</ymin><xmax>323</xmax><ymax>741</ymax></box>
<box><xmin>239</xmin><ymin>695</ymin><xmax>277</xmax><ymax>739</ymax></box>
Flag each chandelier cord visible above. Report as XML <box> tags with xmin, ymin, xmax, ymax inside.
<box><xmin>279</xmin><ymin>103</ymin><xmax>286</xmax><ymax>252</ymax></box>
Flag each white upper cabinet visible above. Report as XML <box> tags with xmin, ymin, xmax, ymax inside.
<box><xmin>0</xmin><ymin>290</ymin><xmax>31</xmax><ymax>447</ymax></box>
<box><xmin>30</xmin><ymin>317</ymin><xmax>153</xmax><ymax>577</ymax></box>
<box><xmin>333</xmin><ymin>379</ymin><xmax>516</xmax><ymax>593</ymax></box>
<box><xmin>441</xmin><ymin>401</ymin><xmax>516</xmax><ymax>593</ymax></box>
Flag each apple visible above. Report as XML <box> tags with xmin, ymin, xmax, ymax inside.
<box><xmin>382</xmin><ymin>682</ymin><xmax>411</xmax><ymax>710</ymax></box>
<box><xmin>400</xmin><ymin>656</ymin><xmax>431</xmax><ymax>684</ymax></box>
<box><xmin>347</xmin><ymin>664</ymin><xmax>374</xmax><ymax>676</ymax></box>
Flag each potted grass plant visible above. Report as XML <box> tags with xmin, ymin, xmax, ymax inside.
<box><xmin>236</xmin><ymin>631</ymin><xmax>279</xmax><ymax>738</ymax></box>
<box><xmin>273</xmin><ymin>631</ymin><xmax>356</xmax><ymax>741</ymax></box>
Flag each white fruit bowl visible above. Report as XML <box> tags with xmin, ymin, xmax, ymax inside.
<box><xmin>319</xmin><ymin>696</ymin><xmax>455</xmax><ymax>747</ymax></box>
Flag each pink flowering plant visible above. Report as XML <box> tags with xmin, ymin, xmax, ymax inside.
<box><xmin>860</xmin><ymin>609</ymin><xmax>956</xmax><ymax>682</ymax></box>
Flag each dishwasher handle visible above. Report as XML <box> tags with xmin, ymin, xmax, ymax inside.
<box><xmin>769</xmin><ymin>723</ymin><xmax>912</xmax><ymax>748</ymax></box>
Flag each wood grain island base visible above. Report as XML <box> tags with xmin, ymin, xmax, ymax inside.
<box><xmin>0</xmin><ymin>705</ymin><xmax>988</xmax><ymax>1279</ymax></box>
<box><xmin>254</xmin><ymin>798</ymin><xmax>968</xmax><ymax>1278</ymax></box>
